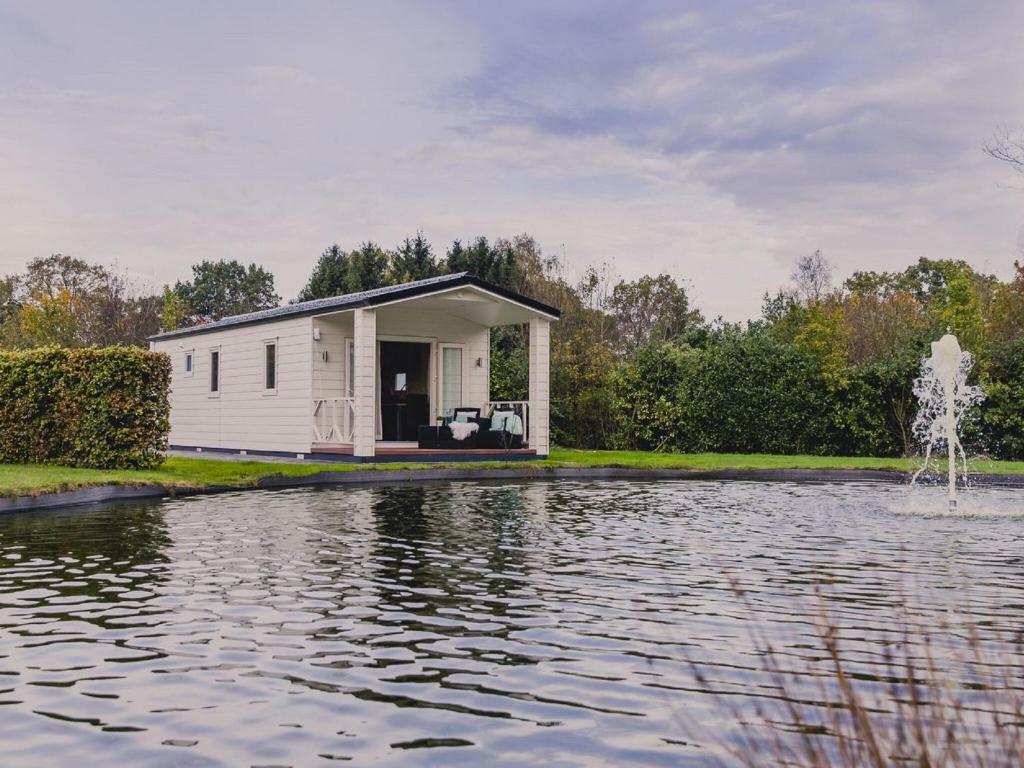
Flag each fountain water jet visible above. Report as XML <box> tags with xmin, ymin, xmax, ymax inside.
<box><xmin>910</xmin><ymin>332</ymin><xmax>984</xmax><ymax>510</ymax></box>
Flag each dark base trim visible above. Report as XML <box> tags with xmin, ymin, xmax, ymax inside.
<box><xmin>170</xmin><ymin>445</ymin><xmax>542</xmax><ymax>464</ymax></box>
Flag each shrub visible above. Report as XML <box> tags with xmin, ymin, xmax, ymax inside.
<box><xmin>979</xmin><ymin>339</ymin><xmax>1024</xmax><ymax>459</ymax></box>
<box><xmin>685</xmin><ymin>332</ymin><xmax>834</xmax><ymax>454</ymax></box>
<box><xmin>0</xmin><ymin>346</ymin><xmax>170</xmax><ymax>469</ymax></box>
<box><xmin>610</xmin><ymin>342</ymin><xmax>698</xmax><ymax>451</ymax></box>
<box><xmin>830</xmin><ymin>352</ymin><xmax>920</xmax><ymax>457</ymax></box>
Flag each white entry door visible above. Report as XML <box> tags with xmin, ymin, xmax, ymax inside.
<box><xmin>438</xmin><ymin>344</ymin><xmax>464</xmax><ymax>419</ymax></box>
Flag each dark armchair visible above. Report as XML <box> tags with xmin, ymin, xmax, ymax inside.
<box><xmin>477</xmin><ymin>407</ymin><xmax>525</xmax><ymax>449</ymax></box>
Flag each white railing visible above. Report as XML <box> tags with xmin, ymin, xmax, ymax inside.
<box><xmin>485</xmin><ymin>401</ymin><xmax>529</xmax><ymax>446</ymax></box>
<box><xmin>312</xmin><ymin>397</ymin><xmax>355</xmax><ymax>444</ymax></box>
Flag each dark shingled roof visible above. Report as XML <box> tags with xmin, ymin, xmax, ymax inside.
<box><xmin>148</xmin><ymin>272</ymin><xmax>560</xmax><ymax>341</ymax></box>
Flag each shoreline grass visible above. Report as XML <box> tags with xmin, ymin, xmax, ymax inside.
<box><xmin>2</xmin><ymin>448</ymin><xmax>1023</xmax><ymax>499</ymax></box>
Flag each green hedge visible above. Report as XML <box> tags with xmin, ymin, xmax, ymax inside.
<box><xmin>0</xmin><ymin>347</ymin><xmax>170</xmax><ymax>469</ymax></box>
<box><xmin>608</xmin><ymin>335</ymin><xmax>929</xmax><ymax>458</ymax></box>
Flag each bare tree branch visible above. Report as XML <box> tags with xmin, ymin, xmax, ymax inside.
<box><xmin>984</xmin><ymin>127</ymin><xmax>1024</xmax><ymax>174</ymax></box>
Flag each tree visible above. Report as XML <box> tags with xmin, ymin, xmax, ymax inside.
<box><xmin>842</xmin><ymin>290</ymin><xmax>928</xmax><ymax>365</ymax></box>
<box><xmin>21</xmin><ymin>254</ymin><xmax>108</xmax><ymax>298</ymax></box>
<box><xmin>936</xmin><ymin>265</ymin><xmax>986</xmax><ymax>357</ymax></box>
<box><xmin>344</xmin><ymin>242</ymin><xmax>390</xmax><ymax>293</ymax></box>
<box><xmin>295</xmin><ymin>245</ymin><xmax>351</xmax><ymax>302</ymax></box>
<box><xmin>791</xmin><ymin>250</ymin><xmax>833</xmax><ymax>304</ymax></box>
<box><xmin>174</xmin><ymin>259</ymin><xmax>279</xmax><ymax>323</ymax></box>
<box><xmin>794</xmin><ymin>301</ymin><xmax>850</xmax><ymax>389</ymax></box>
<box><xmin>9</xmin><ymin>288</ymin><xmax>86</xmax><ymax>347</ymax></box>
<box><xmin>607</xmin><ymin>274</ymin><xmax>703</xmax><ymax>354</ymax></box>
<box><xmin>548</xmin><ymin>267</ymin><xmax>617</xmax><ymax>448</ymax></box>
<box><xmin>160</xmin><ymin>286</ymin><xmax>187</xmax><ymax>332</ymax></box>
<box><xmin>988</xmin><ymin>262</ymin><xmax>1024</xmax><ymax>347</ymax></box>
<box><xmin>1</xmin><ymin>255</ymin><xmax>162</xmax><ymax>348</ymax></box>
<box><xmin>0</xmin><ymin>276</ymin><xmax>19</xmax><ymax>326</ymax></box>
<box><xmin>446</xmin><ymin>237</ymin><xmax>518</xmax><ymax>288</ymax></box>
<box><xmin>391</xmin><ymin>232</ymin><xmax>441</xmax><ymax>283</ymax></box>
<box><xmin>85</xmin><ymin>269</ymin><xmax>162</xmax><ymax>346</ymax></box>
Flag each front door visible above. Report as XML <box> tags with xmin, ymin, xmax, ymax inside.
<box><xmin>378</xmin><ymin>341</ymin><xmax>431</xmax><ymax>441</ymax></box>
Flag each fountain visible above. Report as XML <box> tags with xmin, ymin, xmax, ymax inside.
<box><xmin>910</xmin><ymin>332</ymin><xmax>984</xmax><ymax>510</ymax></box>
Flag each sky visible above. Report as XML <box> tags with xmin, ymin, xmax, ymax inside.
<box><xmin>2</xmin><ymin>0</ymin><xmax>1024</xmax><ymax>320</ymax></box>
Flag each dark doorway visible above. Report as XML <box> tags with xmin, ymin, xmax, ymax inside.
<box><xmin>379</xmin><ymin>341</ymin><xmax>431</xmax><ymax>441</ymax></box>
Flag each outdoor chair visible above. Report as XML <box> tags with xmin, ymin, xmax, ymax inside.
<box><xmin>476</xmin><ymin>407</ymin><xmax>525</xmax><ymax>449</ymax></box>
<box><xmin>416</xmin><ymin>407</ymin><xmax>484</xmax><ymax>449</ymax></box>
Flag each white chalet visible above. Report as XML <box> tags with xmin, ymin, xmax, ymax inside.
<box><xmin>148</xmin><ymin>273</ymin><xmax>558</xmax><ymax>461</ymax></box>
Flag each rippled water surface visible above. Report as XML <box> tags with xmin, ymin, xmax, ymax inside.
<box><xmin>1</xmin><ymin>480</ymin><xmax>1022</xmax><ymax>766</ymax></box>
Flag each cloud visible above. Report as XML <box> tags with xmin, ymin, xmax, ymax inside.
<box><xmin>1</xmin><ymin>1</ymin><xmax>1023</xmax><ymax>320</ymax></box>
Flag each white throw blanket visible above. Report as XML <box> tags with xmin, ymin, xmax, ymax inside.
<box><xmin>449</xmin><ymin>421</ymin><xmax>479</xmax><ymax>441</ymax></box>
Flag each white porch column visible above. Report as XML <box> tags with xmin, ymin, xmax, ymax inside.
<box><xmin>528</xmin><ymin>317</ymin><xmax>550</xmax><ymax>456</ymax></box>
<box><xmin>353</xmin><ymin>308</ymin><xmax>377</xmax><ymax>457</ymax></box>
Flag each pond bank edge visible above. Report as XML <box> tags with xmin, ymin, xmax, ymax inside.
<box><xmin>4</xmin><ymin>466</ymin><xmax>1024</xmax><ymax>514</ymax></box>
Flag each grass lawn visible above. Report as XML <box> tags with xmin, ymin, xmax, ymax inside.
<box><xmin>2</xmin><ymin>448</ymin><xmax>1023</xmax><ymax>499</ymax></box>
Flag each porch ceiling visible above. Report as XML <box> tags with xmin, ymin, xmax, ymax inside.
<box><xmin>322</xmin><ymin>284</ymin><xmax>552</xmax><ymax>327</ymax></box>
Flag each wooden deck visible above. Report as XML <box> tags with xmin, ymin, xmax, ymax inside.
<box><xmin>311</xmin><ymin>443</ymin><xmax>536</xmax><ymax>461</ymax></box>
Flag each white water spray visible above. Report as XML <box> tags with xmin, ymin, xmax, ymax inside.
<box><xmin>910</xmin><ymin>332</ymin><xmax>984</xmax><ymax>510</ymax></box>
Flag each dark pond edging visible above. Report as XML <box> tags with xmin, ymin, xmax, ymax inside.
<box><xmin>0</xmin><ymin>484</ymin><xmax>168</xmax><ymax>514</ymax></box>
<box><xmin>2</xmin><ymin>466</ymin><xmax>1023</xmax><ymax>515</ymax></box>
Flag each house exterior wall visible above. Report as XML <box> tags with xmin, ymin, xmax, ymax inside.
<box><xmin>151</xmin><ymin>316</ymin><xmax>313</xmax><ymax>454</ymax></box>
<box><xmin>311</xmin><ymin>313</ymin><xmax>353</xmax><ymax>401</ymax></box>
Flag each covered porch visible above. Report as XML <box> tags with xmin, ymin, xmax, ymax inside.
<box><xmin>307</xmin><ymin>279</ymin><xmax>552</xmax><ymax>461</ymax></box>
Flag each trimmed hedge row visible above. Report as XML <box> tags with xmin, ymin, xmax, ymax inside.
<box><xmin>0</xmin><ymin>347</ymin><xmax>170</xmax><ymax>469</ymax></box>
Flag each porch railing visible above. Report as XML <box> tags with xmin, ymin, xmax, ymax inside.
<box><xmin>312</xmin><ymin>397</ymin><xmax>355</xmax><ymax>444</ymax></box>
<box><xmin>485</xmin><ymin>400</ymin><xmax>529</xmax><ymax>447</ymax></box>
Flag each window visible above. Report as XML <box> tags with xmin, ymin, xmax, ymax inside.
<box><xmin>440</xmin><ymin>345</ymin><xmax>463</xmax><ymax>417</ymax></box>
<box><xmin>264</xmin><ymin>341</ymin><xmax>277</xmax><ymax>391</ymax></box>
<box><xmin>210</xmin><ymin>349</ymin><xmax>220</xmax><ymax>393</ymax></box>
<box><xmin>184</xmin><ymin>351</ymin><xmax>194</xmax><ymax>376</ymax></box>
<box><xmin>346</xmin><ymin>338</ymin><xmax>355</xmax><ymax>397</ymax></box>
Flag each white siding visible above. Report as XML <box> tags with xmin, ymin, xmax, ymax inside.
<box><xmin>529</xmin><ymin>317</ymin><xmax>551</xmax><ymax>455</ymax></box>
<box><xmin>152</xmin><ymin>316</ymin><xmax>313</xmax><ymax>454</ymax></box>
<box><xmin>311</xmin><ymin>313</ymin><xmax>353</xmax><ymax>400</ymax></box>
<box><xmin>352</xmin><ymin>308</ymin><xmax>377</xmax><ymax>456</ymax></box>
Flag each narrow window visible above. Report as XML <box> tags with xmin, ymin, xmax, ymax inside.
<box><xmin>184</xmin><ymin>351</ymin><xmax>193</xmax><ymax>374</ymax></box>
<box><xmin>265</xmin><ymin>343</ymin><xmax>277</xmax><ymax>390</ymax></box>
<box><xmin>210</xmin><ymin>350</ymin><xmax>220</xmax><ymax>393</ymax></box>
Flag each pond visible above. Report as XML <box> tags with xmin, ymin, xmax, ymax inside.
<box><xmin>0</xmin><ymin>480</ymin><xmax>1022</xmax><ymax>766</ymax></box>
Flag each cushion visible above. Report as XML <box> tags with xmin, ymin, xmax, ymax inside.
<box><xmin>453</xmin><ymin>407</ymin><xmax>481</xmax><ymax>423</ymax></box>
<box><xmin>506</xmin><ymin>414</ymin><xmax>524</xmax><ymax>436</ymax></box>
<box><xmin>490</xmin><ymin>410</ymin><xmax>516</xmax><ymax>433</ymax></box>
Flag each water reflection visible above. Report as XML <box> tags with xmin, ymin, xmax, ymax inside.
<box><xmin>0</xmin><ymin>480</ymin><xmax>1022</xmax><ymax>766</ymax></box>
